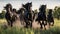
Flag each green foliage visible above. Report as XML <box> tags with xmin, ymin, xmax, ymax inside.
<box><xmin>54</xmin><ymin>6</ymin><xmax>60</xmax><ymax>20</ymax></box>
<box><xmin>0</xmin><ymin>10</ymin><xmax>6</xmax><ymax>19</ymax></box>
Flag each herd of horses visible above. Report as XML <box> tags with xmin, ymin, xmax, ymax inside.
<box><xmin>4</xmin><ymin>2</ymin><xmax>54</xmax><ymax>29</ymax></box>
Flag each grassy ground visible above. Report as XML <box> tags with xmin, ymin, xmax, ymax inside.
<box><xmin>0</xmin><ymin>18</ymin><xmax>60</xmax><ymax>34</ymax></box>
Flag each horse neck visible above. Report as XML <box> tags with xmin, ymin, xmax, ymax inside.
<box><xmin>6</xmin><ymin>10</ymin><xmax>9</xmax><ymax>13</ymax></box>
<box><xmin>6</xmin><ymin>9</ymin><xmax>12</xmax><ymax>15</ymax></box>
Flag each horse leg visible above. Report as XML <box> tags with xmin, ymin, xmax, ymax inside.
<box><xmin>40</xmin><ymin>24</ymin><xmax>43</xmax><ymax>29</ymax></box>
<box><xmin>10</xmin><ymin>20</ymin><xmax>13</xmax><ymax>27</ymax></box>
<box><xmin>27</xmin><ymin>21</ymin><xmax>32</xmax><ymax>28</ymax></box>
<box><xmin>42</xmin><ymin>21</ymin><xmax>44</xmax><ymax>29</ymax></box>
<box><xmin>7</xmin><ymin>20</ymin><xmax>13</xmax><ymax>27</ymax></box>
<box><xmin>51</xmin><ymin>22</ymin><xmax>54</xmax><ymax>26</ymax></box>
<box><xmin>6</xmin><ymin>19</ymin><xmax>11</xmax><ymax>27</ymax></box>
<box><xmin>52</xmin><ymin>21</ymin><xmax>54</xmax><ymax>26</ymax></box>
<box><xmin>25</xmin><ymin>23</ymin><xmax>28</xmax><ymax>28</ymax></box>
<box><xmin>11</xmin><ymin>23</ymin><xmax>13</xmax><ymax>27</ymax></box>
<box><xmin>25</xmin><ymin>20</ymin><xmax>29</xmax><ymax>28</ymax></box>
<box><xmin>39</xmin><ymin>21</ymin><xmax>43</xmax><ymax>29</ymax></box>
<box><xmin>30</xmin><ymin>21</ymin><xmax>32</xmax><ymax>28</ymax></box>
<box><xmin>43</xmin><ymin>21</ymin><xmax>47</xmax><ymax>30</ymax></box>
<box><xmin>48</xmin><ymin>22</ymin><xmax>50</xmax><ymax>28</ymax></box>
<box><xmin>7</xmin><ymin>20</ymin><xmax>11</xmax><ymax>26</ymax></box>
<box><xmin>10</xmin><ymin>22</ymin><xmax>13</xmax><ymax>27</ymax></box>
<box><xmin>53</xmin><ymin>21</ymin><xmax>54</xmax><ymax>26</ymax></box>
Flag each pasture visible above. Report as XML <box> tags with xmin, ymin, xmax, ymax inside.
<box><xmin>0</xmin><ymin>18</ymin><xmax>60</xmax><ymax>34</ymax></box>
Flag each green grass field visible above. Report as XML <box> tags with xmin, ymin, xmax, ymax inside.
<box><xmin>0</xmin><ymin>18</ymin><xmax>60</xmax><ymax>34</ymax></box>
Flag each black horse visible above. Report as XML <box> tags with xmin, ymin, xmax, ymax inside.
<box><xmin>47</xmin><ymin>9</ymin><xmax>54</xmax><ymax>27</ymax></box>
<box><xmin>4</xmin><ymin>3</ymin><xmax>13</xmax><ymax>27</ymax></box>
<box><xmin>36</xmin><ymin>5</ymin><xmax>47</xmax><ymax>29</ymax></box>
<box><xmin>22</xmin><ymin>2</ymin><xmax>34</xmax><ymax>28</ymax></box>
<box><xmin>4</xmin><ymin>4</ymin><xmax>18</xmax><ymax>27</ymax></box>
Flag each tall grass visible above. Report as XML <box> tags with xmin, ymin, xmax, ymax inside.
<box><xmin>0</xmin><ymin>25</ymin><xmax>60</xmax><ymax>34</ymax></box>
<box><xmin>0</xmin><ymin>18</ymin><xmax>60</xmax><ymax>34</ymax></box>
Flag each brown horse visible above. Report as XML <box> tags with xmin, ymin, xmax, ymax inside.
<box><xmin>12</xmin><ymin>8</ymin><xmax>18</xmax><ymax>22</ymax></box>
<box><xmin>17</xmin><ymin>7</ymin><xmax>26</xmax><ymax>25</ymax></box>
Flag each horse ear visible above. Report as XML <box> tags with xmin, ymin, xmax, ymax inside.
<box><xmin>31</xmin><ymin>2</ymin><xmax>32</xmax><ymax>4</ymax></box>
<box><xmin>4</xmin><ymin>5</ymin><xmax>7</xmax><ymax>9</ymax></box>
<box><xmin>22</xmin><ymin>4</ymin><xmax>25</xmax><ymax>7</ymax></box>
<box><xmin>4</xmin><ymin>7</ymin><xmax>6</xmax><ymax>9</ymax></box>
<box><xmin>30</xmin><ymin>2</ymin><xmax>32</xmax><ymax>6</ymax></box>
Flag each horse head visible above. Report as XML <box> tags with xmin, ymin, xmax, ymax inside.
<box><xmin>4</xmin><ymin>3</ymin><xmax>12</xmax><ymax>12</ymax></box>
<box><xmin>39</xmin><ymin>5</ymin><xmax>46</xmax><ymax>13</ymax></box>
<box><xmin>22</xmin><ymin>2</ymin><xmax>32</xmax><ymax>12</ymax></box>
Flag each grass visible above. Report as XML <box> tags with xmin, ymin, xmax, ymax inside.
<box><xmin>0</xmin><ymin>18</ymin><xmax>60</xmax><ymax>34</ymax></box>
<box><xmin>0</xmin><ymin>26</ymin><xmax>60</xmax><ymax>34</ymax></box>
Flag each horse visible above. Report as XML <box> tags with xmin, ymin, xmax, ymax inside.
<box><xmin>22</xmin><ymin>2</ymin><xmax>34</xmax><ymax>28</ymax></box>
<box><xmin>4</xmin><ymin>4</ymin><xmax>18</xmax><ymax>27</ymax></box>
<box><xmin>47</xmin><ymin>9</ymin><xmax>54</xmax><ymax>27</ymax></box>
<box><xmin>17</xmin><ymin>7</ymin><xmax>26</xmax><ymax>25</ymax></box>
<box><xmin>12</xmin><ymin>8</ymin><xmax>18</xmax><ymax>22</ymax></box>
<box><xmin>4</xmin><ymin>3</ymin><xmax>13</xmax><ymax>27</ymax></box>
<box><xmin>35</xmin><ymin>5</ymin><xmax>47</xmax><ymax>29</ymax></box>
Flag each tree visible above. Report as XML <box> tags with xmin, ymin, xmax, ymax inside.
<box><xmin>0</xmin><ymin>10</ymin><xmax>6</xmax><ymax>19</ymax></box>
<box><xmin>54</xmin><ymin>6</ymin><xmax>60</xmax><ymax>20</ymax></box>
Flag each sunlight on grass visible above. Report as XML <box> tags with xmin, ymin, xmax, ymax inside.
<box><xmin>0</xmin><ymin>18</ymin><xmax>60</xmax><ymax>34</ymax></box>
<box><xmin>54</xmin><ymin>18</ymin><xmax>60</xmax><ymax>27</ymax></box>
<box><xmin>0</xmin><ymin>19</ymin><xmax>7</xmax><ymax>24</ymax></box>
